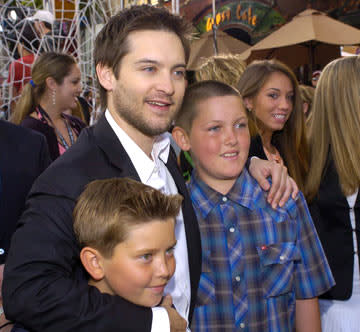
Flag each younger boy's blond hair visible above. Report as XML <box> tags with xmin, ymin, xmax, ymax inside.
<box><xmin>73</xmin><ymin>177</ymin><xmax>183</xmax><ymax>258</ymax></box>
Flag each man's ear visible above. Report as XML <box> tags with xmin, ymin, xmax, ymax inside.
<box><xmin>172</xmin><ymin>126</ymin><xmax>191</xmax><ymax>151</ymax></box>
<box><xmin>96</xmin><ymin>64</ymin><xmax>114</xmax><ymax>92</ymax></box>
<box><xmin>80</xmin><ymin>247</ymin><xmax>105</xmax><ymax>281</ymax></box>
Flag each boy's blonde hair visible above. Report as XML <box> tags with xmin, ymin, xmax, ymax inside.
<box><xmin>73</xmin><ymin>177</ymin><xmax>183</xmax><ymax>258</ymax></box>
<box><xmin>174</xmin><ymin>80</ymin><xmax>243</xmax><ymax>134</ymax></box>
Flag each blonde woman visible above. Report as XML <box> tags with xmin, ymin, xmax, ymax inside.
<box><xmin>305</xmin><ymin>56</ymin><xmax>360</xmax><ymax>331</ymax></box>
<box><xmin>195</xmin><ymin>53</ymin><xmax>247</xmax><ymax>86</ymax></box>
<box><xmin>12</xmin><ymin>52</ymin><xmax>86</xmax><ymax>161</ymax></box>
<box><xmin>237</xmin><ymin>59</ymin><xmax>309</xmax><ymax>191</ymax></box>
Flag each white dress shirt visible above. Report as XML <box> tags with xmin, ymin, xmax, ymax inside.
<box><xmin>105</xmin><ymin>111</ymin><xmax>191</xmax><ymax>332</ymax></box>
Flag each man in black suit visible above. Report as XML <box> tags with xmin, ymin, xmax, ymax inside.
<box><xmin>0</xmin><ymin>121</ymin><xmax>50</xmax><ymax>263</ymax></box>
<box><xmin>0</xmin><ymin>120</ymin><xmax>50</xmax><ymax>331</ymax></box>
<box><xmin>3</xmin><ymin>6</ymin><xmax>295</xmax><ymax>332</ymax></box>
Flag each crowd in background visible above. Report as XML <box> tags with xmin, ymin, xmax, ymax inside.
<box><xmin>1</xmin><ymin>5</ymin><xmax>360</xmax><ymax>332</ymax></box>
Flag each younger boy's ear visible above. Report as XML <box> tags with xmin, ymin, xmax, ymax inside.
<box><xmin>80</xmin><ymin>247</ymin><xmax>105</xmax><ymax>281</ymax></box>
<box><xmin>172</xmin><ymin>126</ymin><xmax>191</xmax><ymax>151</ymax></box>
<box><xmin>96</xmin><ymin>64</ymin><xmax>114</xmax><ymax>92</ymax></box>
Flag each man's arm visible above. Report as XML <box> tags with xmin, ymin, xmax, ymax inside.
<box><xmin>37</xmin><ymin>133</ymin><xmax>52</xmax><ymax>172</ymax></box>
<box><xmin>3</xmin><ymin>195</ymin><xmax>152</xmax><ymax>332</ymax></box>
<box><xmin>248</xmin><ymin>158</ymin><xmax>299</xmax><ymax>209</ymax></box>
<box><xmin>295</xmin><ymin>298</ymin><xmax>321</xmax><ymax>332</ymax></box>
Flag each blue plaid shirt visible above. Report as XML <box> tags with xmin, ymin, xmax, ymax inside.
<box><xmin>188</xmin><ymin>169</ymin><xmax>335</xmax><ymax>332</ymax></box>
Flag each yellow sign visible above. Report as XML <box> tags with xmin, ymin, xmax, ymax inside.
<box><xmin>206</xmin><ymin>4</ymin><xmax>257</xmax><ymax>32</ymax></box>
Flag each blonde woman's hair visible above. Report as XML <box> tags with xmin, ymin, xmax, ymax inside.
<box><xmin>237</xmin><ymin>59</ymin><xmax>309</xmax><ymax>191</ymax></box>
<box><xmin>299</xmin><ymin>84</ymin><xmax>315</xmax><ymax>115</ymax></box>
<box><xmin>305</xmin><ymin>56</ymin><xmax>360</xmax><ymax>201</ymax></box>
<box><xmin>195</xmin><ymin>53</ymin><xmax>247</xmax><ymax>87</ymax></box>
<box><xmin>11</xmin><ymin>52</ymin><xmax>77</xmax><ymax>124</ymax></box>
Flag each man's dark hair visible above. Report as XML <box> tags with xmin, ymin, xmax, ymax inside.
<box><xmin>94</xmin><ymin>5</ymin><xmax>193</xmax><ymax>111</ymax></box>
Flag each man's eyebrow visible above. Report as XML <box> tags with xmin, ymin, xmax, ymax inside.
<box><xmin>134</xmin><ymin>59</ymin><xmax>186</xmax><ymax>69</ymax></box>
<box><xmin>134</xmin><ymin>59</ymin><xmax>158</xmax><ymax>65</ymax></box>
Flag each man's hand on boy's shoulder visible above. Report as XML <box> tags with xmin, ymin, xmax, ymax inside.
<box><xmin>249</xmin><ymin>157</ymin><xmax>299</xmax><ymax>209</ymax></box>
<box><xmin>160</xmin><ymin>295</ymin><xmax>187</xmax><ymax>332</ymax></box>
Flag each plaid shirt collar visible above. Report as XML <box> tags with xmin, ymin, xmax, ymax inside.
<box><xmin>188</xmin><ymin>168</ymin><xmax>298</xmax><ymax>221</ymax></box>
<box><xmin>188</xmin><ymin>169</ymin><xmax>256</xmax><ymax>220</ymax></box>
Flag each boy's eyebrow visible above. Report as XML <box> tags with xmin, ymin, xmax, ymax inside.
<box><xmin>133</xmin><ymin>239</ymin><xmax>178</xmax><ymax>253</ymax></box>
<box><xmin>206</xmin><ymin>115</ymin><xmax>247</xmax><ymax>123</ymax></box>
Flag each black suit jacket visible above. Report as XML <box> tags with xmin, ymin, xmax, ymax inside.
<box><xmin>0</xmin><ymin>120</ymin><xmax>50</xmax><ymax>264</ymax></box>
<box><xmin>309</xmin><ymin>158</ymin><xmax>360</xmax><ymax>300</ymax></box>
<box><xmin>3</xmin><ymin>116</ymin><xmax>201</xmax><ymax>332</ymax></box>
<box><xmin>248</xmin><ymin>134</ymin><xmax>267</xmax><ymax>161</ymax></box>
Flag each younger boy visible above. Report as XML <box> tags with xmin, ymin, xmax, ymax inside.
<box><xmin>73</xmin><ymin>177</ymin><xmax>182</xmax><ymax>308</ymax></box>
<box><xmin>172</xmin><ymin>81</ymin><xmax>335</xmax><ymax>332</ymax></box>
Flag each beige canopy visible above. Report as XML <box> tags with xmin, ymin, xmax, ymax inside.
<box><xmin>188</xmin><ymin>30</ymin><xmax>250</xmax><ymax>70</ymax></box>
<box><xmin>240</xmin><ymin>9</ymin><xmax>360</xmax><ymax>75</ymax></box>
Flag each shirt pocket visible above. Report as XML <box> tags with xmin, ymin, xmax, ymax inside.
<box><xmin>195</xmin><ymin>251</ymin><xmax>216</xmax><ymax>306</ymax></box>
<box><xmin>256</xmin><ymin>242</ymin><xmax>301</xmax><ymax>298</ymax></box>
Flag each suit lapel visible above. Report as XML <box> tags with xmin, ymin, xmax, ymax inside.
<box><xmin>166</xmin><ymin>150</ymin><xmax>201</xmax><ymax>322</ymax></box>
<box><xmin>92</xmin><ymin>115</ymin><xmax>140</xmax><ymax>181</ymax></box>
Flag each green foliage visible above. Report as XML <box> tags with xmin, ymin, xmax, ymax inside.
<box><xmin>20</xmin><ymin>0</ymin><xmax>43</xmax><ymax>8</ymax></box>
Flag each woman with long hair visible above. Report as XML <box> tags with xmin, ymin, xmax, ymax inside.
<box><xmin>12</xmin><ymin>52</ymin><xmax>86</xmax><ymax>161</ymax></box>
<box><xmin>237</xmin><ymin>59</ymin><xmax>308</xmax><ymax>191</ymax></box>
<box><xmin>305</xmin><ymin>56</ymin><xmax>360</xmax><ymax>331</ymax></box>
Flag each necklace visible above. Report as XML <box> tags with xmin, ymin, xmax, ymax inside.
<box><xmin>36</xmin><ymin>106</ymin><xmax>75</xmax><ymax>150</ymax></box>
<box><xmin>263</xmin><ymin>145</ymin><xmax>284</xmax><ymax>165</ymax></box>
<box><xmin>55</xmin><ymin>118</ymin><xmax>75</xmax><ymax>150</ymax></box>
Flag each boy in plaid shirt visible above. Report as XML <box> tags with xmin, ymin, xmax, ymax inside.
<box><xmin>172</xmin><ymin>80</ymin><xmax>334</xmax><ymax>332</ymax></box>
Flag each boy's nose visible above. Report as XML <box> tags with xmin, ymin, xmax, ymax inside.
<box><xmin>224</xmin><ymin>128</ymin><xmax>238</xmax><ymax>145</ymax></box>
<box><xmin>157</xmin><ymin>257</ymin><xmax>172</xmax><ymax>279</ymax></box>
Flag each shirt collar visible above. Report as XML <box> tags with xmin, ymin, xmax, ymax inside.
<box><xmin>105</xmin><ymin>110</ymin><xmax>170</xmax><ymax>183</ymax></box>
<box><xmin>188</xmin><ymin>168</ymin><xmax>258</xmax><ymax>220</ymax></box>
<box><xmin>188</xmin><ymin>167</ymin><xmax>298</xmax><ymax>221</ymax></box>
